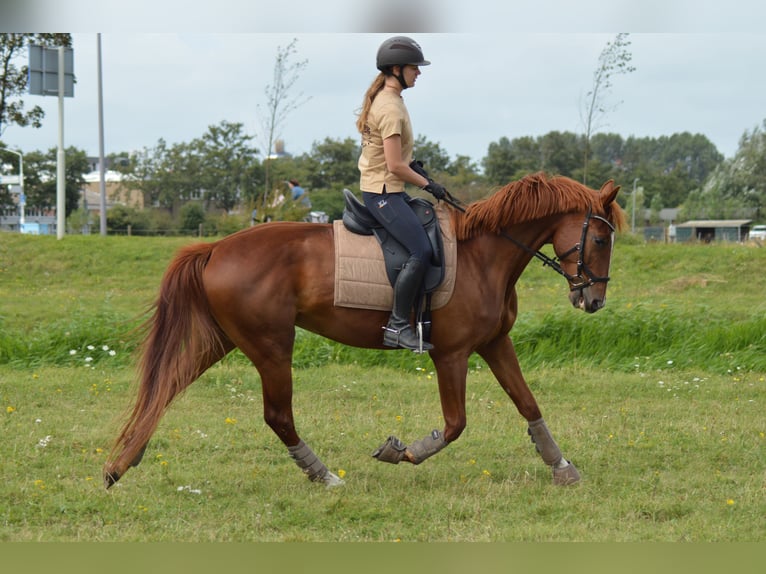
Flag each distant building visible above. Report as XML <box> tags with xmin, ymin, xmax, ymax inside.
<box><xmin>81</xmin><ymin>169</ymin><xmax>144</xmax><ymax>214</ymax></box>
<box><xmin>674</xmin><ymin>219</ymin><xmax>753</xmax><ymax>243</ymax></box>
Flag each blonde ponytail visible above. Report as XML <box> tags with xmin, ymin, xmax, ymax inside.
<box><xmin>355</xmin><ymin>73</ymin><xmax>387</xmax><ymax>134</ymax></box>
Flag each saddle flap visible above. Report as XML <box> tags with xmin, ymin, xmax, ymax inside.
<box><xmin>342</xmin><ymin>188</ymin><xmax>376</xmax><ymax>235</ymax></box>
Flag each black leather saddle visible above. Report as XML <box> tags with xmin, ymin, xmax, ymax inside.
<box><xmin>341</xmin><ymin>188</ymin><xmax>445</xmax><ymax>293</ymax></box>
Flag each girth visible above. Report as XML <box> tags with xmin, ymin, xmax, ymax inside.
<box><xmin>341</xmin><ymin>188</ymin><xmax>446</xmax><ymax>293</ymax></box>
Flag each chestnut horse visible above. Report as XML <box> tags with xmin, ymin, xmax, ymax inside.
<box><xmin>104</xmin><ymin>173</ymin><xmax>624</xmax><ymax>489</ymax></box>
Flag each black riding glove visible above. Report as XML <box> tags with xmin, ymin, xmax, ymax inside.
<box><xmin>424</xmin><ymin>181</ymin><xmax>447</xmax><ymax>200</ymax></box>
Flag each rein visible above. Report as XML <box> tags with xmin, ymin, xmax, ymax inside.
<box><xmin>439</xmin><ymin>193</ymin><xmax>615</xmax><ymax>291</ymax></box>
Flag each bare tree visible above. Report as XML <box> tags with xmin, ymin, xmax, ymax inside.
<box><xmin>256</xmin><ymin>38</ymin><xmax>310</xmax><ymax>208</ymax></box>
<box><xmin>581</xmin><ymin>33</ymin><xmax>636</xmax><ymax>185</ymax></box>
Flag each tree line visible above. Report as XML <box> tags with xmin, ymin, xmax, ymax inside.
<box><xmin>2</xmin><ymin>117</ymin><xmax>766</xmax><ymax>234</ymax></box>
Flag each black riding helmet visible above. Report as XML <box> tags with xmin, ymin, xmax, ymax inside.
<box><xmin>376</xmin><ymin>36</ymin><xmax>430</xmax><ymax>90</ymax></box>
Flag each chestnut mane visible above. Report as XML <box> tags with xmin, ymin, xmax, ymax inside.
<box><xmin>450</xmin><ymin>172</ymin><xmax>625</xmax><ymax>241</ymax></box>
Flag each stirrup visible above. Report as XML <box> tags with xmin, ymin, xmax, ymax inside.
<box><xmin>382</xmin><ymin>322</ymin><xmax>433</xmax><ymax>353</ymax></box>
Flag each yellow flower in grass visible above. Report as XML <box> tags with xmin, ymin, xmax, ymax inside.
<box><xmin>337</xmin><ymin>469</ymin><xmax>347</xmax><ymax>479</ymax></box>
<box><xmin>6</xmin><ymin>405</ymin><xmax>15</xmax><ymax>414</ymax></box>
<box><xmin>225</xmin><ymin>417</ymin><xmax>237</xmax><ymax>425</ymax></box>
<box><xmin>726</xmin><ymin>499</ymin><xmax>735</xmax><ymax>506</ymax></box>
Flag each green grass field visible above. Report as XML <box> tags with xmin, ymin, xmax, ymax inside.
<box><xmin>1</xmin><ymin>232</ymin><xmax>764</xmax><ymax>542</ymax></box>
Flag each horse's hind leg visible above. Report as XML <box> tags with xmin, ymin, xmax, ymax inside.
<box><xmin>477</xmin><ymin>335</ymin><xmax>580</xmax><ymax>485</ymax></box>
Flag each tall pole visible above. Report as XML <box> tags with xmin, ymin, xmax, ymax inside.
<box><xmin>97</xmin><ymin>33</ymin><xmax>107</xmax><ymax>235</ymax></box>
<box><xmin>632</xmin><ymin>177</ymin><xmax>639</xmax><ymax>234</ymax></box>
<box><xmin>56</xmin><ymin>46</ymin><xmax>66</xmax><ymax>239</ymax></box>
<box><xmin>19</xmin><ymin>152</ymin><xmax>24</xmax><ymax>225</ymax></box>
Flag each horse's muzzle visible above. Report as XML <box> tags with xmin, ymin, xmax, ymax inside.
<box><xmin>570</xmin><ymin>289</ymin><xmax>605</xmax><ymax>313</ymax></box>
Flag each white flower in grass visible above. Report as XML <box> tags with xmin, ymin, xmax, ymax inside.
<box><xmin>37</xmin><ymin>435</ymin><xmax>52</xmax><ymax>448</ymax></box>
<box><xmin>85</xmin><ymin>357</ymin><xmax>93</xmax><ymax>363</ymax></box>
<box><xmin>69</xmin><ymin>349</ymin><xmax>77</xmax><ymax>355</ymax></box>
<box><xmin>87</xmin><ymin>345</ymin><xmax>95</xmax><ymax>350</ymax></box>
<box><xmin>177</xmin><ymin>485</ymin><xmax>202</xmax><ymax>495</ymax></box>
<box><xmin>102</xmin><ymin>345</ymin><xmax>110</xmax><ymax>351</ymax></box>
<box><xmin>109</xmin><ymin>350</ymin><xmax>116</xmax><ymax>356</ymax></box>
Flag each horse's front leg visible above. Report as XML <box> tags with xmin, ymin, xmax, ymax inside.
<box><xmin>372</xmin><ymin>353</ymin><xmax>467</xmax><ymax>465</ymax></box>
<box><xmin>477</xmin><ymin>335</ymin><xmax>580</xmax><ymax>486</ymax></box>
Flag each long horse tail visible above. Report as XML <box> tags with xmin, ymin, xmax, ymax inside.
<box><xmin>104</xmin><ymin>241</ymin><xmax>226</xmax><ymax>488</ymax></box>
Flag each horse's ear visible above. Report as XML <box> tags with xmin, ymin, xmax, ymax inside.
<box><xmin>599</xmin><ymin>180</ymin><xmax>620</xmax><ymax>206</ymax></box>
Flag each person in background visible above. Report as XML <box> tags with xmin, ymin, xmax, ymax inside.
<box><xmin>355</xmin><ymin>36</ymin><xmax>447</xmax><ymax>352</ymax></box>
<box><xmin>287</xmin><ymin>179</ymin><xmax>311</xmax><ymax>208</ymax></box>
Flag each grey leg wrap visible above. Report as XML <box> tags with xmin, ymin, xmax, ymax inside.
<box><xmin>527</xmin><ymin>418</ymin><xmax>563</xmax><ymax>466</ymax></box>
<box><xmin>528</xmin><ymin>418</ymin><xmax>581</xmax><ymax>485</ymax></box>
<box><xmin>288</xmin><ymin>440</ymin><xmax>329</xmax><ymax>483</ymax></box>
<box><xmin>372</xmin><ymin>435</ymin><xmax>407</xmax><ymax>464</ymax></box>
<box><xmin>405</xmin><ymin>429</ymin><xmax>447</xmax><ymax>465</ymax></box>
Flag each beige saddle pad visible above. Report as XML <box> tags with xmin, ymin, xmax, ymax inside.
<box><xmin>333</xmin><ymin>205</ymin><xmax>457</xmax><ymax>311</ymax></box>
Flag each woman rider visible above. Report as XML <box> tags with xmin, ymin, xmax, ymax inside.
<box><xmin>356</xmin><ymin>36</ymin><xmax>447</xmax><ymax>351</ymax></box>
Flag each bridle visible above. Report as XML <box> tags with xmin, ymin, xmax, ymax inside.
<box><xmin>536</xmin><ymin>207</ymin><xmax>616</xmax><ymax>292</ymax></box>
<box><xmin>441</xmin><ymin>192</ymin><xmax>615</xmax><ymax>292</ymax></box>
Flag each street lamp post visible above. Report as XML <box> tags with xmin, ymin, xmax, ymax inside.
<box><xmin>632</xmin><ymin>177</ymin><xmax>640</xmax><ymax>234</ymax></box>
<box><xmin>1</xmin><ymin>148</ymin><xmax>24</xmax><ymax>226</ymax></box>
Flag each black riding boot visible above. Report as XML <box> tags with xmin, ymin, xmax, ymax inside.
<box><xmin>383</xmin><ymin>258</ymin><xmax>434</xmax><ymax>352</ymax></box>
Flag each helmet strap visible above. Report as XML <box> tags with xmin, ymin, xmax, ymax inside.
<box><xmin>382</xmin><ymin>65</ymin><xmax>409</xmax><ymax>91</ymax></box>
<box><xmin>395</xmin><ymin>69</ymin><xmax>408</xmax><ymax>90</ymax></box>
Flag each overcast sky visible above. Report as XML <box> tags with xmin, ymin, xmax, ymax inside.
<box><xmin>2</xmin><ymin>2</ymin><xmax>765</xmax><ymax>169</ymax></box>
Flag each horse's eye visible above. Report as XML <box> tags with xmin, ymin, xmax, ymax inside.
<box><xmin>593</xmin><ymin>236</ymin><xmax>608</xmax><ymax>247</ymax></box>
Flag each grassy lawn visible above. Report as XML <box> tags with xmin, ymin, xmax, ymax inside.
<box><xmin>1</xmin><ymin>233</ymin><xmax>764</xmax><ymax>542</ymax></box>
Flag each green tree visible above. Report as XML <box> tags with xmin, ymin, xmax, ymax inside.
<box><xmin>482</xmin><ymin>137</ymin><xmax>518</xmax><ymax>185</ymax></box>
<box><xmin>413</xmin><ymin>135</ymin><xmax>451</xmax><ymax>174</ymax></box>
<box><xmin>22</xmin><ymin>146</ymin><xmax>88</xmax><ymax>216</ymax></box>
<box><xmin>122</xmin><ymin>139</ymin><xmax>200</xmax><ymax>214</ymax></box>
<box><xmin>504</xmin><ymin>136</ymin><xmax>543</xmax><ymax>179</ymax></box>
<box><xmin>539</xmin><ymin>131</ymin><xmax>583</xmax><ymax>176</ymax></box>
<box><xmin>581</xmin><ymin>33</ymin><xmax>636</xmax><ymax>185</ymax></box>
<box><xmin>302</xmin><ymin>137</ymin><xmax>360</xmax><ymax>190</ymax></box>
<box><xmin>720</xmin><ymin>120</ymin><xmax>766</xmax><ymax>219</ymax></box>
<box><xmin>193</xmin><ymin>120</ymin><xmax>258</xmax><ymax>213</ymax></box>
<box><xmin>106</xmin><ymin>204</ymin><xmax>150</xmax><ymax>234</ymax></box>
<box><xmin>0</xmin><ymin>33</ymin><xmax>71</xmax><ymax>135</ymax></box>
<box><xmin>179</xmin><ymin>201</ymin><xmax>206</xmax><ymax>234</ymax></box>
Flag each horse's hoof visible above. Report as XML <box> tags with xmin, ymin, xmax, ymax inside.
<box><xmin>552</xmin><ymin>461</ymin><xmax>581</xmax><ymax>485</ymax></box>
<box><xmin>322</xmin><ymin>471</ymin><xmax>345</xmax><ymax>488</ymax></box>
<box><xmin>103</xmin><ymin>469</ymin><xmax>120</xmax><ymax>490</ymax></box>
<box><xmin>371</xmin><ymin>435</ymin><xmax>406</xmax><ymax>464</ymax></box>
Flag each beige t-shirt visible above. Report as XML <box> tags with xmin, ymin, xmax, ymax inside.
<box><xmin>358</xmin><ymin>90</ymin><xmax>414</xmax><ymax>194</ymax></box>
